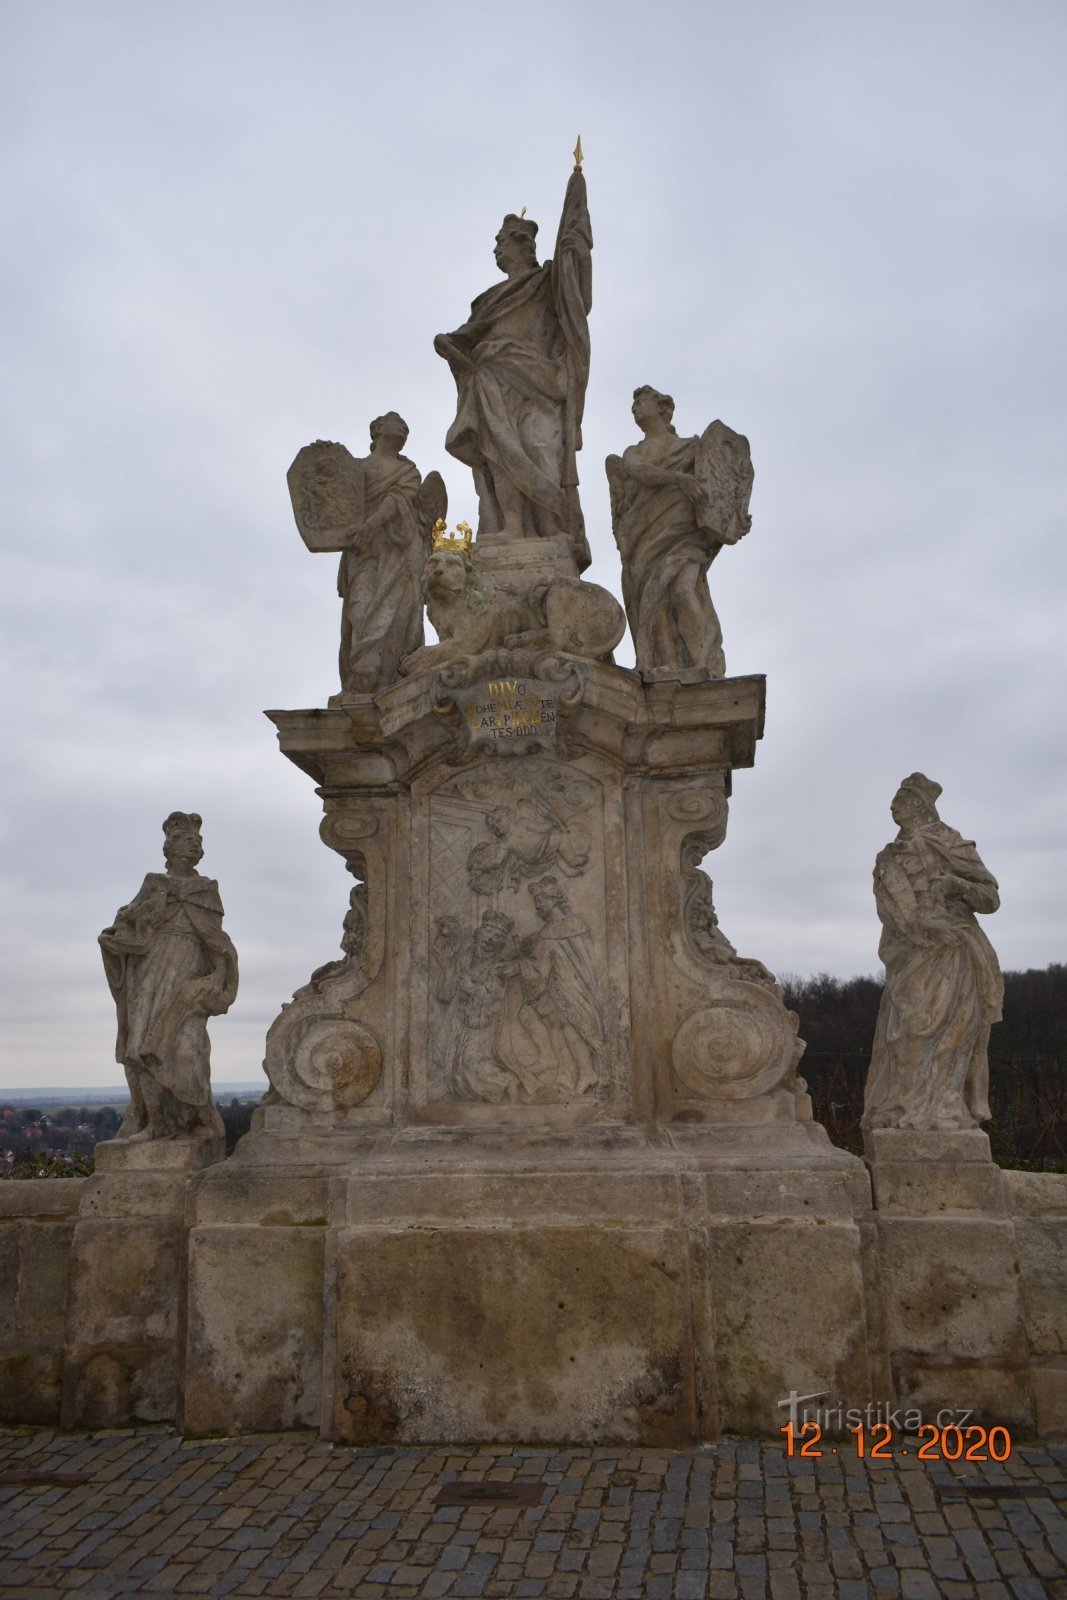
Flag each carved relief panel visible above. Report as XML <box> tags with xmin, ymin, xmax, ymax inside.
<box><xmin>410</xmin><ymin>755</ymin><xmax>631</xmax><ymax>1119</ymax></box>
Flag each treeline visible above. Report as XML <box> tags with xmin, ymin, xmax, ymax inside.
<box><xmin>783</xmin><ymin>963</ymin><xmax>1067</xmax><ymax>1170</ymax></box>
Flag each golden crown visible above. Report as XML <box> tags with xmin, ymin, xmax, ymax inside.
<box><xmin>430</xmin><ymin>518</ymin><xmax>473</xmax><ymax>556</ymax></box>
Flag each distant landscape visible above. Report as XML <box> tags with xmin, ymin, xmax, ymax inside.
<box><xmin>2</xmin><ymin>965</ymin><xmax>1063</xmax><ymax>1175</ymax></box>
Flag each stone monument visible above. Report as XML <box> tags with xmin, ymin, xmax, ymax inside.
<box><xmin>233</xmin><ymin>144</ymin><xmax>876</xmax><ymax>1444</ymax></box>
<box><xmin>3</xmin><ymin>146</ymin><xmax>1064</xmax><ymax>1444</ymax></box>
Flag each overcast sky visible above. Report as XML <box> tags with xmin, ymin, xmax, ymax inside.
<box><xmin>2</xmin><ymin>0</ymin><xmax>1064</xmax><ymax>1091</ymax></box>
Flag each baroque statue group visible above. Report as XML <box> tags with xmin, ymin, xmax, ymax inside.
<box><xmin>98</xmin><ymin>145</ymin><xmax>1004</xmax><ymax>1148</ymax></box>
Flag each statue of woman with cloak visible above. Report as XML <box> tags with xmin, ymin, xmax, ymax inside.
<box><xmin>863</xmin><ymin>773</ymin><xmax>1004</xmax><ymax>1133</ymax></box>
<box><xmin>434</xmin><ymin>159</ymin><xmax>592</xmax><ymax>570</ymax></box>
<box><xmin>99</xmin><ymin>813</ymin><xmax>238</xmax><ymax>1142</ymax></box>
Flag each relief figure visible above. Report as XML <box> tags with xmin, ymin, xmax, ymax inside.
<box><xmin>518</xmin><ymin>876</ymin><xmax>602</xmax><ymax>1097</ymax></box>
<box><xmin>445</xmin><ymin>912</ymin><xmax>537</xmax><ymax>1103</ymax></box>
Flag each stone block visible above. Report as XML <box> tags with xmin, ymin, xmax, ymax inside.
<box><xmin>1005</xmin><ymin>1170</ymin><xmax>1067</xmax><ymax>1216</ymax></box>
<box><xmin>705</xmin><ymin>1218</ymin><xmax>872</xmax><ymax>1434</ymax></box>
<box><xmin>63</xmin><ymin>1345</ymin><xmax>176</xmax><ymax>1427</ymax></box>
<box><xmin>95</xmin><ymin>1135</ymin><xmax>223</xmax><ymax>1172</ymax></box>
<box><xmin>0</xmin><ymin>1351</ymin><xmax>63</xmax><ymax>1424</ymax></box>
<box><xmin>330</xmin><ymin>1224</ymin><xmax>697</xmax><ymax>1445</ymax></box>
<box><xmin>0</xmin><ymin>1228</ymin><xmax>18</xmax><ymax>1344</ymax></box>
<box><xmin>65</xmin><ymin>1219</ymin><xmax>178</xmax><ymax>1348</ymax></box>
<box><xmin>77</xmin><ymin>1171</ymin><xmax>189</xmax><ymax>1221</ymax></box>
<box><xmin>189</xmin><ymin>1170</ymin><xmax>330</xmax><ymax>1226</ymax></box>
<box><xmin>0</xmin><ymin>1179</ymin><xmax>85</xmax><ymax>1218</ymax></box>
<box><xmin>1029</xmin><ymin>1359</ymin><xmax>1067</xmax><ymax>1436</ymax></box>
<box><xmin>15</xmin><ymin>1221</ymin><xmax>76</xmax><ymax>1345</ymax></box>
<box><xmin>1013</xmin><ymin>1215</ymin><xmax>1067</xmax><ymax>1353</ymax></box>
<box><xmin>703</xmin><ymin>1167</ymin><xmax>871</xmax><ymax>1220</ymax></box>
<box><xmin>865</xmin><ymin>1130</ymin><xmax>993</xmax><ymax>1165</ymax></box>
<box><xmin>869</xmin><ymin>1162</ymin><xmax>1007</xmax><ymax>1214</ymax></box>
<box><xmin>876</xmin><ymin>1218</ymin><xmax>1026</xmax><ymax>1362</ymax></box>
<box><xmin>341</xmin><ymin>1169</ymin><xmax>683</xmax><ymax>1228</ymax></box>
<box><xmin>888</xmin><ymin>1358</ymin><xmax>1033</xmax><ymax>1432</ymax></box>
<box><xmin>183</xmin><ymin>1224</ymin><xmax>325</xmax><ymax>1433</ymax></box>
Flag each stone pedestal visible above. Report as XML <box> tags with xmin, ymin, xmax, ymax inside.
<box><xmin>863</xmin><ymin>1127</ymin><xmax>1009</xmax><ymax>1213</ymax></box>
<box><xmin>260</xmin><ymin>659</ymin><xmax>809</xmax><ymax>1141</ymax></box>
<box><xmin>61</xmin><ymin>1172</ymin><xmax>188</xmax><ymax>1428</ymax></box>
<box><xmin>864</xmin><ymin>1125</ymin><xmax>1033</xmax><ymax>1430</ymax></box>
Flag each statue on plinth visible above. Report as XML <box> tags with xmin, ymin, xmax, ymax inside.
<box><xmin>287</xmin><ymin>412</ymin><xmax>446</xmax><ymax>694</ymax></box>
<box><xmin>99</xmin><ymin>813</ymin><xmax>238</xmax><ymax>1143</ymax></box>
<box><xmin>863</xmin><ymin>773</ymin><xmax>1004</xmax><ymax>1133</ymax></box>
<box><xmin>606</xmin><ymin>386</ymin><xmax>752</xmax><ymax>677</ymax></box>
<box><xmin>434</xmin><ymin>142</ymin><xmax>592</xmax><ymax>569</ymax></box>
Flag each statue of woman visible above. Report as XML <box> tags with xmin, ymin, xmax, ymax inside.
<box><xmin>606</xmin><ymin>387</ymin><xmax>752</xmax><ymax>676</ymax></box>
<box><xmin>99</xmin><ymin>812</ymin><xmax>238</xmax><ymax>1142</ymax></box>
<box><xmin>434</xmin><ymin>164</ymin><xmax>592</xmax><ymax>568</ymax></box>
<box><xmin>863</xmin><ymin>774</ymin><xmax>1004</xmax><ymax>1132</ymax></box>
<box><xmin>287</xmin><ymin>412</ymin><xmax>446</xmax><ymax>694</ymax></box>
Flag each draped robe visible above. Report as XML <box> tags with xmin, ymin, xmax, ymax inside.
<box><xmin>864</xmin><ymin>822</ymin><xmax>1003</xmax><ymax>1131</ymax></box>
<box><xmin>100</xmin><ymin>871</ymin><xmax>238</xmax><ymax>1130</ymax></box>
<box><xmin>437</xmin><ymin>170</ymin><xmax>592</xmax><ymax>569</ymax></box>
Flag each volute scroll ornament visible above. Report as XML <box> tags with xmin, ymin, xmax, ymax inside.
<box><xmin>671</xmin><ymin>981</ymin><xmax>802</xmax><ymax>1103</ymax></box>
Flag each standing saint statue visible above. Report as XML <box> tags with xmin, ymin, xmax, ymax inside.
<box><xmin>863</xmin><ymin>773</ymin><xmax>1004</xmax><ymax>1133</ymax></box>
<box><xmin>606</xmin><ymin>386</ymin><xmax>752</xmax><ymax>676</ymax></box>
<box><xmin>287</xmin><ymin>412</ymin><xmax>446</xmax><ymax>694</ymax></box>
<box><xmin>433</xmin><ymin>149</ymin><xmax>592</xmax><ymax>569</ymax></box>
<box><xmin>99</xmin><ymin>812</ymin><xmax>238</xmax><ymax>1143</ymax></box>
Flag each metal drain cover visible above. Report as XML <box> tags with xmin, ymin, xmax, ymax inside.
<box><xmin>435</xmin><ymin>1480</ymin><xmax>543</xmax><ymax>1507</ymax></box>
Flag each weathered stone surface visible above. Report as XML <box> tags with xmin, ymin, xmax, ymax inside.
<box><xmin>863</xmin><ymin>773</ymin><xmax>1003</xmax><ymax>1133</ymax></box>
<box><xmin>287</xmin><ymin>414</ymin><xmax>446</xmax><ymax>696</ymax></box>
<box><xmin>889</xmin><ymin>1358</ymin><xmax>1034</xmax><ymax>1431</ymax></box>
<box><xmin>1012</xmin><ymin>1216</ymin><xmax>1067</xmax><ymax>1354</ymax></box>
<box><xmin>433</xmin><ymin>159</ymin><xmax>591</xmax><ymax>565</ymax></box>
<box><xmin>183</xmin><ymin>1225</ymin><xmax>324</xmax><ymax>1433</ymax></box>
<box><xmin>607</xmin><ymin>388</ymin><xmax>751</xmax><ymax>677</ymax></box>
<box><xmin>330</xmin><ymin>1223</ymin><xmax>698</xmax><ymax>1444</ymax></box>
<box><xmin>1030</xmin><ymin>1358</ymin><xmax>1067</xmax><ymax>1434</ymax></box>
<box><xmin>61</xmin><ymin>1173</ymin><xmax>188</xmax><ymax>1428</ymax></box>
<box><xmin>98</xmin><ymin>810</ymin><xmax>235</xmax><ymax>1156</ymax></box>
<box><xmin>706</xmin><ymin>1218</ymin><xmax>873</xmax><ymax>1434</ymax></box>
<box><xmin>876</xmin><ymin>1217</ymin><xmax>1026</xmax><ymax>1361</ymax></box>
<box><xmin>0</xmin><ymin>1186</ymin><xmax>82</xmax><ymax>1425</ymax></box>
<box><xmin>261</xmin><ymin>664</ymin><xmax>809</xmax><ymax>1141</ymax></box>
<box><xmin>865</xmin><ymin>1129</ymin><xmax>1009</xmax><ymax>1213</ymax></box>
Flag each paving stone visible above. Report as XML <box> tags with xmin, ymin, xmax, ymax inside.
<box><xmin>1</xmin><ymin>1430</ymin><xmax>1064</xmax><ymax>1597</ymax></box>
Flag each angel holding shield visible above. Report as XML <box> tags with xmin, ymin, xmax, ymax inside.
<box><xmin>606</xmin><ymin>386</ymin><xmax>752</xmax><ymax>676</ymax></box>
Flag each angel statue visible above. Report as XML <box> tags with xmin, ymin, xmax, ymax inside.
<box><xmin>99</xmin><ymin>812</ymin><xmax>238</xmax><ymax>1144</ymax></box>
<box><xmin>863</xmin><ymin>773</ymin><xmax>1004</xmax><ymax>1133</ymax></box>
<box><xmin>434</xmin><ymin>142</ymin><xmax>593</xmax><ymax>569</ymax></box>
<box><xmin>606</xmin><ymin>386</ymin><xmax>753</xmax><ymax>677</ymax></box>
<box><xmin>287</xmin><ymin>412</ymin><xmax>447</xmax><ymax>694</ymax></box>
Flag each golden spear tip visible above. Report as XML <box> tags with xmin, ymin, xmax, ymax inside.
<box><xmin>573</xmin><ymin>135</ymin><xmax>583</xmax><ymax>172</ymax></box>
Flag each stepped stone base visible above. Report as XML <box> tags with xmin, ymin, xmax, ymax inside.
<box><xmin>4</xmin><ymin>1125</ymin><xmax>1064</xmax><ymax>1441</ymax></box>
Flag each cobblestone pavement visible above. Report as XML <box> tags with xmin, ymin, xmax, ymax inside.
<box><xmin>0</xmin><ymin>1430</ymin><xmax>1064</xmax><ymax>1600</ymax></box>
